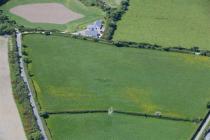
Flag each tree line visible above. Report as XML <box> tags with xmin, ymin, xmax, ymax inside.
<box><xmin>0</xmin><ymin>10</ymin><xmax>17</xmax><ymax>35</ymax></box>
<box><xmin>0</xmin><ymin>0</ymin><xmax>8</xmax><ymax>6</ymax></box>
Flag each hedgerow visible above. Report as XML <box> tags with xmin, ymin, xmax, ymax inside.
<box><xmin>9</xmin><ymin>36</ymin><xmax>42</xmax><ymax>140</ymax></box>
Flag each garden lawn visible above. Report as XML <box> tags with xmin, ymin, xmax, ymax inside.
<box><xmin>105</xmin><ymin>0</ymin><xmax>122</xmax><ymax>7</ymax></box>
<box><xmin>113</xmin><ymin>0</ymin><xmax>210</xmax><ymax>50</ymax></box>
<box><xmin>46</xmin><ymin>113</ymin><xmax>197</xmax><ymax>140</ymax></box>
<box><xmin>0</xmin><ymin>0</ymin><xmax>104</xmax><ymax>32</ymax></box>
<box><xmin>23</xmin><ymin>34</ymin><xmax>210</xmax><ymax>118</ymax></box>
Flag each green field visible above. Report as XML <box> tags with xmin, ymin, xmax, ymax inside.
<box><xmin>23</xmin><ymin>34</ymin><xmax>210</xmax><ymax>139</ymax></box>
<box><xmin>0</xmin><ymin>0</ymin><xmax>104</xmax><ymax>32</ymax></box>
<box><xmin>113</xmin><ymin>0</ymin><xmax>210</xmax><ymax>50</ymax></box>
<box><xmin>3</xmin><ymin>0</ymin><xmax>210</xmax><ymax>139</ymax></box>
<box><xmin>23</xmin><ymin>34</ymin><xmax>210</xmax><ymax>119</ymax></box>
<box><xmin>47</xmin><ymin>114</ymin><xmax>197</xmax><ymax>140</ymax></box>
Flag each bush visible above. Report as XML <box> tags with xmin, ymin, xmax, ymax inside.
<box><xmin>207</xmin><ymin>101</ymin><xmax>210</xmax><ymax>108</ymax></box>
<box><xmin>0</xmin><ymin>11</ymin><xmax>17</xmax><ymax>35</ymax></box>
<box><xmin>28</xmin><ymin>131</ymin><xmax>43</xmax><ymax>140</ymax></box>
<box><xmin>24</xmin><ymin>57</ymin><xmax>32</xmax><ymax>64</ymax></box>
<box><xmin>0</xmin><ymin>0</ymin><xmax>8</xmax><ymax>6</ymax></box>
<box><xmin>22</xmin><ymin>50</ymin><xmax>28</xmax><ymax>56</ymax></box>
<box><xmin>40</xmin><ymin>112</ymin><xmax>49</xmax><ymax>119</ymax></box>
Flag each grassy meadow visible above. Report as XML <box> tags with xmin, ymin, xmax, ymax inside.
<box><xmin>23</xmin><ymin>34</ymin><xmax>210</xmax><ymax>119</ymax></box>
<box><xmin>46</xmin><ymin>113</ymin><xmax>197</xmax><ymax>140</ymax></box>
<box><xmin>3</xmin><ymin>0</ymin><xmax>210</xmax><ymax>139</ymax></box>
<box><xmin>0</xmin><ymin>0</ymin><xmax>105</xmax><ymax>32</ymax></box>
<box><xmin>113</xmin><ymin>0</ymin><xmax>210</xmax><ymax>50</ymax></box>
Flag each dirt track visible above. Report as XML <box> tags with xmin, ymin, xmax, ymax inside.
<box><xmin>10</xmin><ymin>3</ymin><xmax>84</xmax><ymax>24</ymax></box>
<box><xmin>0</xmin><ymin>36</ymin><xmax>26</xmax><ymax>140</ymax></box>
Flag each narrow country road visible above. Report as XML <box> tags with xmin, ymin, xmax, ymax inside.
<box><xmin>0</xmin><ymin>36</ymin><xmax>27</xmax><ymax>140</ymax></box>
<box><xmin>194</xmin><ymin>114</ymin><xmax>210</xmax><ymax>140</ymax></box>
<box><xmin>206</xmin><ymin>132</ymin><xmax>210</xmax><ymax>140</ymax></box>
<box><xmin>16</xmin><ymin>31</ymin><xmax>48</xmax><ymax>140</ymax></box>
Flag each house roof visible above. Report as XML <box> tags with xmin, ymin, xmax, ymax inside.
<box><xmin>87</xmin><ymin>20</ymin><xmax>102</xmax><ymax>29</ymax></box>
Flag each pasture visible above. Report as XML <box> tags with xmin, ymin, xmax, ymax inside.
<box><xmin>46</xmin><ymin>114</ymin><xmax>196</xmax><ymax>140</ymax></box>
<box><xmin>1</xmin><ymin>0</ymin><xmax>209</xmax><ymax>139</ymax></box>
<box><xmin>113</xmin><ymin>0</ymin><xmax>210</xmax><ymax>50</ymax></box>
<box><xmin>22</xmin><ymin>34</ymin><xmax>210</xmax><ymax>139</ymax></box>
<box><xmin>23</xmin><ymin>34</ymin><xmax>210</xmax><ymax>119</ymax></box>
<box><xmin>0</xmin><ymin>0</ymin><xmax>104</xmax><ymax>32</ymax></box>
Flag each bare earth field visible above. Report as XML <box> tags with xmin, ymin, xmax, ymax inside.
<box><xmin>10</xmin><ymin>3</ymin><xmax>84</xmax><ymax>24</ymax></box>
<box><xmin>0</xmin><ymin>37</ymin><xmax>26</xmax><ymax>140</ymax></box>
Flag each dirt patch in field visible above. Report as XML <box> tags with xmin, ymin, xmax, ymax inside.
<box><xmin>10</xmin><ymin>3</ymin><xmax>84</xmax><ymax>24</ymax></box>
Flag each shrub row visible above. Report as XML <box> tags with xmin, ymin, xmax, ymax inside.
<box><xmin>102</xmin><ymin>0</ymin><xmax>129</xmax><ymax>40</ymax></box>
<box><xmin>40</xmin><ymin>110</ymin><xmax>107</xmax><ymax>118</ymax></box>
<box><xmin>114</xmin><ymin>110</ymin><xmax>201</xmax><ymax>123</ymax></box>
<box><xmin>9</xmin><ymin>35</ymin><xmax>42</xmax><ymax>140</ymax></box>
<box><xmin>19</xmin><ymin>26</ymin><xmax>59</xmax><ymax>33</ymax></box>
<box><xmin>71</xmin><ymin>35</ymin><xmax>210</xmax><ymax>57</ymax></box>
<box><xmin>52</xmin><ymin>32</ymin><xmax>210</xmax><ymax>57</ymax></box>
<box><xmin>114</xmin><ymin>41</ymin><xmax>210</xmax><ymax>57</ymax></box>
<box><xmin>22</xmin><ymin>31</ymin><xmax>210</xmax><ymax>59</ymax></box>
<box><xmin>22</xmin><ymin>31</ymin><xmax>114</xmax><ymax>47</ymax></box>
<box><xmin>41</xmin><ymin>109</ymin><xmax>201</xmax><ymax>124</ymax></box>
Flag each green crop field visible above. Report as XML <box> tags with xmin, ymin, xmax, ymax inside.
<box><xmin>113</xmin><ymin>0</ymin><xmax>210</xmax><ymax>50</ymax></box>
<box><xmin>23</xmin><ymin>34</ymin><xmax>210</xmax><ymax>119</ymax></box>
<box><xmin>23</xmin><ymin>34</ymin><xmax>210</xmax><ymax>139</ymax></box>
<box><xmin>2</xmin><ymin>0</ymin><xmax>210</xmax><ymax>139</ymax></box>
<box><xmin>0</xmin><ymin>0</ymin><xmax>105</xmax><ymax>32</ymax></box>
<box><xmin>46</xmin><ymin>114</ymin><xmax>196</xmax><ymax>140</ymax></box>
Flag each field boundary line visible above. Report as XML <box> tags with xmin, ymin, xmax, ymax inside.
<box><xmin>22</xmin><ymin>31</ymin><xmax>210</xmax><ymax>58</ymax></box>
<box><xmin>43</xmin><ymin>110</ymin><xmax>201</xmax><ymax>124</ymax></box>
